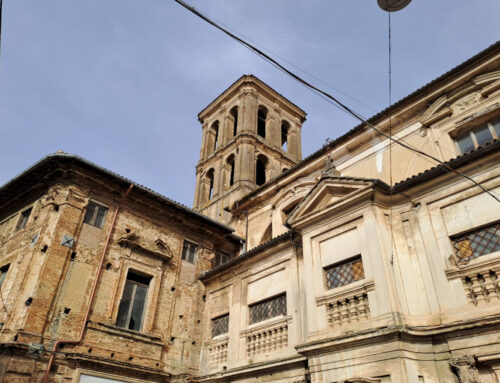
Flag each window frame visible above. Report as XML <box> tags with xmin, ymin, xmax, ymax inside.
<box><xmin>211</xmin><ymin>313</ymin><xmax>229</xmax><ymax>338</ymax></box>
<box><xmin>181</xmin><ymin>240</ymin><xmax>199</xmax><ymax>264</ymax></box>
<box><xmin>16</xmin><ymin>207</ymin><xmax>32</xmax><ymax>231</ymax></box>
<box><xmin>454</xmin><ymin>117</ymin><xmax>499</xmax><ymax>154</ymax></box>
<box><xmin>83</xmin><ymin>201</ymin><xmax>108</xmax><ymax>229</ymax></box>
<box><xmin>0</xmin><ymin>264</ymin><xmax>10</xmax><ymax>288</ymax></box>
<box><xmin>451</xmin><ymin>221</ymin><xmax>500</xmax><ymax>262</ymax></box>
<box><xmin>115</xmin><ymin>270</ymin><xmax>152</xmax><ymax>332</ymax></box>
<box><xmin>323</xmin><ymin>255</ymin><xmax>365</xmax><ymax>291</ymax></box>
<box><xmin>248</xmin><ymin>293</ymin><xmax>287</xmax><ymax>325</ymax></box>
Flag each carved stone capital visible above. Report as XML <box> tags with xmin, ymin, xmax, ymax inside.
<box><xmin>450</xmin><ymin>355</ymin><xmax>479</xmax><ymax>383</ymax></box>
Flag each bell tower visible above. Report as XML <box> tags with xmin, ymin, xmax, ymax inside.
<box><xmin>193</xmin><ymin>75</ymin><xmax>307</xmax><ymax>223</ymax></box>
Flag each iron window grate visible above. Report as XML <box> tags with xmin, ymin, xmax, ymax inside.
<box><xmin>211</xmin><ymin>314</ymin><xmax>229</xmax><ymax>338</ymax></box>
<box><xmin>324</xmin><ymin>256</ymin><xmax>365</xmax><ymax>290</ymax></box>
<box><xmin>452</xmin><ymin>223</ymin><xmax>500</xmax><ymax>261</ymax></box>
<box><xmin>249</xmin><ymin>294</ymin><xmax>286</xmax><ymax>325</ymax></box>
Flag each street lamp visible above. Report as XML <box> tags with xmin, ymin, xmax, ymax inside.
<box><xmin>377</xmin><ymin>0</ymin><xmax>412</xmax><ymax>12</ymax></box>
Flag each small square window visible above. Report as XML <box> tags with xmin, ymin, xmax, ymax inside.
<box><xmin>182</xmin><ymin>240</ymin><xmax>198</xmax><ymax>264</ymax></box>
<box><xmin>83</xmin><ymin>202</ymin><xmax>108</xmax><ymax>228</ymax></box>
<box><xmin>211</xmin><ymin>314</ymin><xmax>229</xmax><ymax>338</ymax></box>
<box><xmin>16</xmin><ymin>208</ymin><xmax>32</xmax><ymax>231</ymax></box>
<box><xmin>0</xmin><ymin>264</ymin><xmax>10</xmax><ymax>288</ymax></box>
<box><xmin>324</xmin><ymin>256</ymin><xmax>365</xmax><ymax>290</ymax></box>
<box><xmin>454</xmin><ymin>117</ymin><xmax>499</xmax><ymax>154</ymax></box>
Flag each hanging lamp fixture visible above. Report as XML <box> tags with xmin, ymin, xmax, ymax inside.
<box><xmin>377</xmin><ymin>0</ymin><xmax>412</xmax><ymax>12</ymax></box>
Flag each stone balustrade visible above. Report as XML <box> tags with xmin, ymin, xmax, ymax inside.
<box><xmin>206</xmin><ymin>337</ymin><xmax>228</xmax><ymax>369</ymax></box>
<box><xmin>316</xmin><ymin>280</ymin><xmax>375</xmax><ymax>328</ymax></box>
<box><xmin>242</xmin><ymin>316</ymin><xmax>290</xmax><ymax>358</ymax></box>
<box><xmin>461</xmin><ymin>264</ymin><xmax>500</xmax><ymax>306</ymax></box>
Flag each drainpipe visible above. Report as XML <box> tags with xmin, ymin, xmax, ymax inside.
<box><xmin>42</xmin><ymin>184</ymin><xmax>134</xmax><ymax>383</ymax></box>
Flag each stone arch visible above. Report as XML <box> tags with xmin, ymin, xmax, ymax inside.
<box><xmin>224</xmin><ymin>153</ymin><xmax>236</xmax><ymax>189</ymax></box>
<box><xmin>281</xmin><ymin>120</ymin><xmax>290</xmax><ymax>152</ymax></box>
<box><xmin>203</xmin><ymin>168</ymin><xmax>215</xmax><ymax>202</ymax></box>
<box><xmin>255</xmin><ymin>154</ymin><xmax>268</xmax><ymax>186</ymax></box>
<box><xmin>207</xmin><ymin>121</ymin><xmax>219</xmax><ymax>155</ymax></box>
<box><xmin>257</xmin><ymin>105</ymin><xmax>268</xmax><ymax>139</ymax></box>
<box><xmin>230</xmin><ymin>106</ymin><xmax>239</xmax><ymax>138</ymax></box>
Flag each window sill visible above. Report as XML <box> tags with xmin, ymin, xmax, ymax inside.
<box><xmin>446</xmin><ymin>251</ymin><xmax>500</xmax><ymax>280</ymax></box>
<box><xmin>315</xmin><ymin>279</ymin><xmax>375</xmax><ymax>307</ymax></box>
<box><xmin>241</xmin><ymin>315</ymin><xmax>291</xmax><ymax>336</ymax></box>
<box><xmin>87</xmin><ymin>321</ymin><xmax>163</xmax><ymax>345</ymax></box>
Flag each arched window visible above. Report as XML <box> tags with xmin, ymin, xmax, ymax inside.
<box><xmin>256</xmin><ymin>155</ymin><xmax>268</xmax><ymax>186</ymax></box>
<box><xmin>281</xmin><ymin>121</ymin><xmax>290</xmax><ymax>152</ymax></box>
<box><xmin>211</xmin><ymin>121</ymin><xmax>219</xmax><ymax>152</ymax></box>
<box><xmin>206</xmin><ymin>168</ymin><xmax>215</xmax><ymax>200</ymax></box>
<box><xmin>257</xmin><ymin>106</ymin><xmax>267</xmax><ymax>139</ymax></box>
<box><xmin>230</xmin><ymin>106</ymin><xmax>238</xmax><ymax>137</ymax></box>
<box><xmin>226</xmin><ymin>154</ymin><xmax>235</xmax><ymax>188</ymax></box>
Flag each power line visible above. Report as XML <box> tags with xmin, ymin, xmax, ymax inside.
<box><xmin>173</xmin><ymin>0</ymin><xmax>500</xmax><ymax>204</ymax></box>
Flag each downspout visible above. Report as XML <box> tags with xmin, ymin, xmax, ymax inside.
<box><xmin>43</xmin><ymin>184</ymin><xmax>134</xmax><ymax>383</ymax></box>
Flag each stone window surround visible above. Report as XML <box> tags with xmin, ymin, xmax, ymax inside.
<box><xmin>75</xmin><ymin>368</ymin><xmax>153</xmax><ymax>383</ymax></box>
<box><xmin>181</xmin><ymin>238</ymin><xmax>200</xmax><ymax>264</ymax></box>
<box><xmin>7</xmin><ymin>202</ymin><xmax>36</xmax><ymax>238</ymax></box>
<box><xmin>108</xmin><ymin>258</ymin><xmax>162</xmax><ymax>335</ymax></box>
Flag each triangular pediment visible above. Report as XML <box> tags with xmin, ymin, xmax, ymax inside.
<box><xmin>287</xmin><ymin>177</ymin><xmax>375</xmax><ymax>226</ymax></box>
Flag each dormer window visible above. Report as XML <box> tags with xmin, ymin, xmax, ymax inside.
<box><xmin>454</xmin><ymin>117</ymin><xmax>500</xmax><ymax>154</ymax></box>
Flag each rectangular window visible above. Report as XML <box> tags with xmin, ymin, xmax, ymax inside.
<box><xmin>454</xmin><ymin>118</ymin><xmax>499</xmax><ymax>154</ymax></box>
<box><xmin>452</xmin><ymin>223</ymin><xmax>500</xmax><ymax>261</ymax></box>
<box><xmin>0</xmin><ymin>264</ymin><xmax>10</xmax><ymax>288</ymax></box>
<box><xmin>83</xmin><ymin>202</ymin><xmax>108</xmax><ymax>228</ymax></box>
<box><xmin>324</xmin><ymin>255</ymin><xmax>365</xmax><ymax>290</ymax></box>
<box><xmin>211</xmin><ymin>314</ymin><xmax>229</xmax><ymax>338</ymax></box>
<box><xmin>249</xmin><ymin>294</ymin><xmax>286</xmax><ymax>325</ymax></box>
<box><xmin>213</xmin><ymin>252</ymin><xmax>231</xmax><ymax>268</ymax></box>
<box><xmin>182</xmin><ymin>240</ymin><xmax>198</xmax><ymax>264</ymax></box>
<box><xmin>116</xmin><ymin>271</ymin><xmax>151</xmax><ymax>331</ymax></box>
<box><xmin>16</xmin><ymin>208</ymin><xmax>32</xmax><ymax>231</ymax></box>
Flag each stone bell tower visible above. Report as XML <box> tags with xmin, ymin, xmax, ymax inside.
<box><xmin>193</xmin><ymin>75</ymin><xmax>307</xmax><ymax>223</ymax></box>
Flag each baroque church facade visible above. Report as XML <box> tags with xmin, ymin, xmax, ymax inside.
<box><xmin>0</xmin><ymin>42</ymin><xmax>499</xmax><ymax>382</ymax></box>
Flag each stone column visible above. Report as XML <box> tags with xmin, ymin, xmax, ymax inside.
<box><xmin>200</xmin><ymin>123</ymin><xmax>209</xmax><ymax>161</ymax></box>
<box><xmin>193</xmin><ymin>170</ymin><xmax>202</xmax><ymax>209</ymax></box>
<box><xmin>267</xmin><ymin>113</ymin><xmax>280</xmax><ymax>149</ymax></box>
<box><xmin>241</xmin><ymin>88</ymin><xmax>258</xmax><ymax>134</ymax></box>
<box><xmin>223</xmin><ymin>113</ymin><xmax>233</xmax><ymax>146</ymax></box>
<box><xmin>238</xmin><ymin>142</ymin><xmax>255</xmax><ymax>184</ymax></box>
<box><xmin>287</xmin><ymin>124</ymin><xmax>302</xmax><ymax>161</ymax></box>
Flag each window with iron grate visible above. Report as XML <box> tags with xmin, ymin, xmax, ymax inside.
<box><xmin>324</xmin><ymin>256</ymin><xmax>365</xmax><ymax>290</ymax></box>
<box><xmin>452</xmin><ymin>222</ymin><xmax>500</xmax><ymax>261</ymax></box>
<box><xmin>211</xmin><ymin>314</ymin><xmax>229</xmax><ymax>338</ymax></box>
<box><xmin>249</xmin><ymin>294</ymin><xmax>286</xmax><ymax>325</ymax></box>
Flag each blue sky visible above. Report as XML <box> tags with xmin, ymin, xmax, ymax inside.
<box><xmin>1</xmin><ymin>1</ymin><xmax>499</xmax><ymax>206</ymax></box>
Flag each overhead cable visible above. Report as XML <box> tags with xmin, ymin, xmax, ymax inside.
<box><xmin>173</xmin><ymin>0</ymin><xmax>500</xmax><ymax>204</ymax></box>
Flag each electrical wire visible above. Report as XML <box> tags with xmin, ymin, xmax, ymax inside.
<box><xmin>388</xmin><ymin>12</ymin><xmax>395</xmax><ymax>266</ymax></box>
<box><xmin>173</xmin><ymin>0</ymin><xmax>500</xmax><ymax>204</ymax></box>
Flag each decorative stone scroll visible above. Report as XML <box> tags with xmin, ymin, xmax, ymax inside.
<box><xmin>117</xmin><ymin>232</ymin><xmax>173</xmax><ymax>261</ymax></box>
<box><xmin>450</xmin><ymin>355</ymin><xmax>479</xmax><ymax>383</ymax></box>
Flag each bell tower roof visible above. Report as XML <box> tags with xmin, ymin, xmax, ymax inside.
<box><xmin>198</xmin><ymin>75</ymin><xmax>307</xmax><ymax>124</ymax></box>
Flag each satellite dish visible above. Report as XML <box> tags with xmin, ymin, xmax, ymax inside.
<box><xmin>377</xmin><ymin>0</ymin><xmax>412</xmax><ymax>12</ymax></box>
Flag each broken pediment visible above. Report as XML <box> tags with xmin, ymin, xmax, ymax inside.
<box><xmin>117</xmin><ymin>232</ymin><xmax>173</xmax><ymax>261</ymax></box>
<box><xmin>420</xmin><ymin>70</ymin><xmax>500</xmax><ymax>127</ymax></box>
<box><xmin>287</xmin><ymin>177</ymin><xmax>374</xmax><ymax>226</ymax></box>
